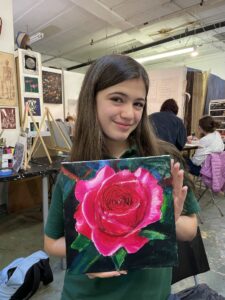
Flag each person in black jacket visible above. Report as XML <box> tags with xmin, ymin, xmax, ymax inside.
<box><xmin>149</xmin><ymin>98</ymin><xmax>187</xmax><ymax>150</ymax></box>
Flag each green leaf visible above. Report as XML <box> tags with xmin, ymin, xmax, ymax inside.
<box><xmin>140</xmin><ymin>230</ymin><xmax>167</xmax><ymax>240</ymax></box>
<box><xmin>112</xmin><ymin>248</ymin><xmax>127</xmax><ymax>270</ymax></box>
<box><xmin>70</xmin><ymin>242</ymin><xmax>101</xmax><ymax>274</ymax></box>
<box><xmin>71</xmin><ymin>234</ymin><xmax>91</xmax><ymax>252</ymax></box>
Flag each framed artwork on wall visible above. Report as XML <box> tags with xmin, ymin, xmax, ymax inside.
<box><xmin>22</xmin><ymin>51</ymin><xmax>40</xmax><ymax>75</ymax></box>
<box><xmin>0</xmin><ymin>51</ymin><xmax>17</xmax><ymax>106</ymax></box>
<box><xmin>0</xmin><ymin>108</ymin><xmax>16</xmax><ymax>129</ymax></box>
<box><xmin>24</xmin><ymin>76</ymin><xmax>39</xmax><ymax>93</ymax></box>
<box><xmin>42</xmin><ymin>70</ymin><xmax>62</xmax><ymax>104</ymax></box>
<box><xmin>24</xmin><ymin>97</ymin><xmax>41</xmax><ymax>116</ymax></box>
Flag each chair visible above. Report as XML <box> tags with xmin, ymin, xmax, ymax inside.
<box><xmin>197</xmin><ymin>152</ymin><xmax>225</xmax><ymax>217</ymax></box>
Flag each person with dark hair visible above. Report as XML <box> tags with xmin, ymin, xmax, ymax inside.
<box><xmin>44</xmin><ymin>54</ymin><xmax>199</xmax><ymax>300</ymax></box>
<box><xmin>186</xmin><ymin>115</ymin><xmax>224</xmax><ymax>176</ymax></box>
<box><xmin>149</xmin><ymin>98</ymin><xmax>187</xmax><ymax>151</ymax></box>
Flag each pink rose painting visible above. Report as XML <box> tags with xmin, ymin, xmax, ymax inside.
<box><xmin>62</xmin><ymin>155</ymin><xmax>177</xmax><ymax>274</ymax></box>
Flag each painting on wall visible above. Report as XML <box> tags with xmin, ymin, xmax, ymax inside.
<box><xmin>0</xmin><ymin>108</ymin><xmax>16</xmax><ymax>129</ymax></box>
<box><xmin>22</xmin><ymin>52</ymin><xmax>40</xmax><ymax>75</ymax></box>
<box><xmin>24</xmin><ymin>76</ymin><xmax>39</xmax><ymax>93</ymax></box>
<box><xmin>0</xmin><ymin>51</ymin><xmax>17</xmax><ymax>106</ymax></box>
<box><xmin>24</xmin><ymin>97</ymin><xmax>41</xmax><ymax>116</ymax></box>
<box><xmin>61</xmin><ymin>155</ymin><xmax>177</xmax><ymax>275</ymax></box>
<box><xmin>42</xmin><ymin>70</ymin><xmax>62</xmax><ymax>104</ymax></box>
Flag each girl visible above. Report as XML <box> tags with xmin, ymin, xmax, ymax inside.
<box><xmin>187</xmin><ymin>115</ymin><xmax>224</xmax><ymax>176</ymax></box>
<box><xmin>44</xmin><ymin>54</ymin><xmax>199</xmax><ymax>300</ymax></box>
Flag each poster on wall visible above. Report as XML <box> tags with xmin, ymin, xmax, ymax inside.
<box><xmin>0</xmin><ymin>108</ymin><xmax>16</xmax><ymax>129</ymax></box>
<box><xmin>24</xmin><ymin>76</ymin><xmax>39</xmax><ymax>93</ymax></box>
<box><xmin>42</xmin><ymin>70</ymin><xmax>62</xmax><ymax>104</ymax></box>
<box><xmin>0</xmin><ymin>51</ymin><xmax>17</xmax><ymax>106</ymax></box>
<box><xmin>61</xmin><ymin>155</ymin><xmax>177</xmax><ymax>275</ymax></box>
<box><xmin>24</xmin><ymin>97</ymin><xmax>41</xmax><ymax>116</ymax></box>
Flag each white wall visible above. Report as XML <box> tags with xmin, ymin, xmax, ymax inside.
<box><xmin>64</xmin><ymin>71</ymin><xmax>84</xmax><ymax>118</ymax></box>
<box><xmin>0</xmin><ymin>0</ymin><xmax>20</xmax><ymax>147</ymax></box>
<box><xmin>0</xmin><ymin>0</ymin><xmax>14</xmax><ymax>53</ymax></box>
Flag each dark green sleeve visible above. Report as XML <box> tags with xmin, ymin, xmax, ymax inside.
<box><xmin>182</xmin><ymin>188</ymin><xmax>200</xmax><ymax>215</ymax></box>
<box><xmin>44</xmin><ymin>174</ymin><xmax>65</xmax><ymax>239</ymax></box>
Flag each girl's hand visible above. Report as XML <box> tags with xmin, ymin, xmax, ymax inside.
<box><xmin>87</xmin><ymin>270</ymin><xmax>127</xmax><ymax>279</ymax></box>
<box><xmin>171</xmin><ymin>159</ymin><xmax>188</xmax><ymax>222</ymax></box>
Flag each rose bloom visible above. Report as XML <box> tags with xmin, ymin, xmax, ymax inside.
<box><xmin>74</xmin><ymin>165</ymin><xmax>163</xmax><ymax>256</ymax></box>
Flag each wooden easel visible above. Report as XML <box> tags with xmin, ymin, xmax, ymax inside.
<box><xmin>45</xmin><ymin>107</ymin><xmax>72</xmax><ymax>153</ymax></box>
<box><xmin>21</xmin><ymin>103</ymin><xmax>52</xmax><ymax>170</ymax></box>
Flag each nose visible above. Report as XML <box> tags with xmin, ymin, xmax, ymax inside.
<box><xmin>120</xmin><ymin>103</ymin><xmax>134</xmax><ymax>119</ymax></box>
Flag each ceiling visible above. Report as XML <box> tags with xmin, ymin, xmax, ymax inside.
<box><xmin>12</xmin><ymin>0</ymin><xmax>225</xmax><ymax>72</ymax></box>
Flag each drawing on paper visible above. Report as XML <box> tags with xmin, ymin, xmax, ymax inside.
<box><xmin>0</xmin><ymin>108</ymin><xmax>16</xmax><ymax>129</ymax></box>
<box><xmin>0</xmin><ymin>51</ymin><xmax>17</xmax><ymax>106</ymax></box>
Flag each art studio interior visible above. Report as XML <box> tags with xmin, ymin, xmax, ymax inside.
<box><xmin>0</xmin><ymin>0</ymin><xmax>225</xmax><ymax>299</ymax></box>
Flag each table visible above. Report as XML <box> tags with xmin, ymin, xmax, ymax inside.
<box><xmin>0</xmin><ymin>156</ymin><xmax>68</xmax><ymax>225</ymax></box>
<box><xmin>182</xmin><ymin>143</ymin><xmax>199</xmax><ymax>157</ymax></box>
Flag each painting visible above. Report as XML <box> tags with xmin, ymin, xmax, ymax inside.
<box><xmin>24</xmin><ymin>76</ymin><xmax>39</xmax><ymax>93</ymax></box>
<box><xmin>42</xmin><ymin>70</ymin><xmax>62</xmax><ymax>104</ymax></box>
<box><xmin>24</xmin><ymin>97</ymin><xmax>41</xmax><ymax>116</ymax></box>
<box><xmin>0</xmin><ymin>51</ymin><xmax>17</xmax><ymax>106</ymax></box>
<box><xmin>0</xmin><ymin>108</ymin><xmax>16</xmax><ymax>129</ymax></box>
<box><xmin>61</xmin><ymin>155</ymin><xmax>177</xmax><ymax>275</ymax></box>
<box><xmin>22</xmin><ymin>51</ymin><xmax>39</xmax><ymax>75</ymax></box>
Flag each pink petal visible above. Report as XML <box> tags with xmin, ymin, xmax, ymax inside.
<box><xmin>122</xmin><ymin>232</ymin><xmax>149</xmax><ymax>253</ymax></box>
<box><xmin>82</xmin><ymin>192</ymin><xmax>96</xmax><ymax>228</ymax></box>
<box><xmin>92</xmin><ymin>228</ymin><xmax>122</xmax><ymax>256</ymax></box>
<box><xmin>74</xmin><ymin>206</ymin><xmax>92</xmax><ymax>239</ymax></box>
<box><xmin>75</xmin><ymin>166</ymin><xmax>115</xmax><ymax>202</ymax></box>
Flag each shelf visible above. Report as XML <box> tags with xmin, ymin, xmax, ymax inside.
<box><xmin>209</xmin><ymin>99</ymin><xmax>225</xmax><ymax>134</ymax></box>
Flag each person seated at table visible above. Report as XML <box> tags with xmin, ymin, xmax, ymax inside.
<box><xmin>186</xmin><ymin>115</ymin><xmax>224</xmax><ymax>176</ymax></box>
<box><xmin>149</xmin><ymin>98</ymin><xmax>187</xmax><ymax>150</ymax></box>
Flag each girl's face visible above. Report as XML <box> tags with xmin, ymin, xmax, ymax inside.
<box><xmin>96</xmin><ymin>78</ymin><xmax>146</xmax><ymax>151</ymax></box>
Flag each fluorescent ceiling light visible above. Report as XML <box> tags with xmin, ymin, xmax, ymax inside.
<box><xmin>29</xmin><ymin>32</ymin><xmax>44</xmax><ymax>44</ymax></box>
<box><xmin>136</xmin><ymin>47</ymin><xmax>195</xmax><ymax>63</ymax></box>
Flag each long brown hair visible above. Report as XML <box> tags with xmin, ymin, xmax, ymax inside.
<box><xmin>71</xmin><ymin>54</ymin><xmax>180</xmax><ymax>161</ymax></box>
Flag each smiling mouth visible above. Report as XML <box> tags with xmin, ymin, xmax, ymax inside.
<box><xmin>114</xmin><ymin>121</ymin><xmax>132</xmax><ymax>127</ymax></box>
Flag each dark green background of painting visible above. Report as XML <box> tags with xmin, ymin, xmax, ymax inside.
<box><xmin>61</xmin><ymin>155</ymin><xmax>178</xmax><ymax>274</ymax></box>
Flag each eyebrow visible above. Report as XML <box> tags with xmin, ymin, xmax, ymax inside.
<box><xmin>108</xmin><ymin>92</ymin><xmax>146</xmax><ymax>102</ymax></box>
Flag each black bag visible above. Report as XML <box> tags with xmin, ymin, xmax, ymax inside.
<box><xmin>177</xmin><ymin>283</ymin><xmax>225</xmax><ymax>300</ymax></box>
<box><xmin>0</xmin><ymin>250</ymin><xmax>53</xmax><ymax>300</ymax></box>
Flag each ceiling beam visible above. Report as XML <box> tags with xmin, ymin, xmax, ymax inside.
<box><xmin>67</xmin><ymin>20</ymin><xmax>225</xmax><ymax>71</ymax></box>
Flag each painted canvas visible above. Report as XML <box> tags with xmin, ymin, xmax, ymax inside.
<box><xmin>24</xmin><ymin>97</ymin><xmax>41</xmax><ymax>116</ymax></box>
<box><xmin>0</xmin><ymin>108</ymin><xmax>16</xmax><ymax>129</ymax></box>
<box><xmin>61</xmin><ymin>155</ymin><xmax>177</xmax><ymax>275</ymax></box>
<box><xmin>24</xmin><ymin>76</ymin><xmax>39</xmax><ymax>93</ymax></box>
<box><xmin>42</xmin><ymin>70</ymin><xmax>62</xmax><ymax>104</ymax></box>
<box><xmin>0</xmin><ymin>51</ymin><xmax>17</xmax><ymax>106</ymax></box>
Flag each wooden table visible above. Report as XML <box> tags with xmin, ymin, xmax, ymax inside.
<box><xmin>182</xmin><ymin>143</ymin><xmax>199</xmax><ymax>157</ymax></box>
